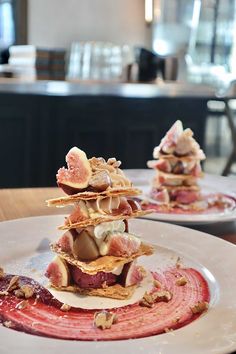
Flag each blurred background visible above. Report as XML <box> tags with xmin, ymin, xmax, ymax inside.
<box><xmin>1</xmin><ymin>0</ymin><xmax>236</xmax><ymax>187</ymax></box>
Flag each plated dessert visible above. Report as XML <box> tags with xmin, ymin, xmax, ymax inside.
<box><xmin>45</xmin><ymin>147</ymin><xmax>153</xmax><ymax>299</ymax></box>
<box><xmin>0</xmin><ymin>147</ymin><xmax>210</xmax><ymax>340</ymax></box>
<box><xmin>143</xmin><ymin>120</ymin><xmax>235</xmax><ymax>214</ymax></box>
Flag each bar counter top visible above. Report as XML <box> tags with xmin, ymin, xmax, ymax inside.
<box><xmin>0</xmin><ymin>79</ymin><xmax>217</xmax><ymax>98</ymax></box>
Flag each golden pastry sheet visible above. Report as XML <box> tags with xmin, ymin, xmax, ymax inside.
<box><xmin>51</xmin><ymin>242</ymin><xmax>154</xmax><ymax>275</ymax></box>
<box><xmin>156</xmin><ymin>170</ymin><xmax>203</xmax><ymax>180</ymax></box>
<box><xmin>59</xmin><ymin>209</ymin><xmax>154</xmax><ymax>230</ymax></box>
<box><xmin>157</xmin><ymin>152</ymin><xmax>205</xmax><ymax>161</ymax></box>
<box><xmin>47</xmin><ymin>187</ymin><xmax>141</xmax><ymax>207</ymax></box>
<box><xmin>51</xmin><ymin>282</ymin><xmax>137</xmax><ymax>300</ymax></box>
<box><xmin>164</xmin><ymin>185</ymin><xmax>200</xmax><ymax>192</ymax></box>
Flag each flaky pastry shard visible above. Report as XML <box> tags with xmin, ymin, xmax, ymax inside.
<box><xmin>47</xmin><ymin>187</ymin><xmax>141</xmax><ymax>207</ymax></box>
<box><xmin>51</xmin><ymin>242</ymin><xmax>154</xmax><ymax>275</ymax></box>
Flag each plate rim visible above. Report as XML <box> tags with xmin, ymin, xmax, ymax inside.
<box><xmin>0</xmin><ymin>215</ymin><xmax>236</xmax><ymax>354</ymax></box>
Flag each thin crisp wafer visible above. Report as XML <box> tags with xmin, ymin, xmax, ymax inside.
<box><xmin>157</xmin><ymin>151</ymin><xmax>205</xmax><ymax>161</ymax></box>
<box><xmin>59</xmin><ymin>209</ymin><xmax>154</xmax><ymax>230</ymax></box>
<box><xmin>155</xmin><ymin>169</ymin><xmax>204</xmax><ymax>180</ymax></box>
<box><xmin>47</xmin><ymin>187</ymin><xmax>141</xmax><ymax>207</ymax></box>
<box><xmin>51</xmin><ymin>242</ymin><xmax>154</xmax><ymax>274</ymax></box>
<box><xmin>51</xmin><ymin>282</ymin><xmax>137</xmax><ymax>300</ymax></box>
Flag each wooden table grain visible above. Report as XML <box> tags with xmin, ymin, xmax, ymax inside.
<box><xmin>1</xmin><ymin>187</ymin><xmax>236</xmax><ymax>245</ymax></box>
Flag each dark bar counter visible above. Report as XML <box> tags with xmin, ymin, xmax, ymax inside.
<box><xmin>0</xmin><ymin>81</ymin><xmax>216</xmax><ymax>188</ymax></box>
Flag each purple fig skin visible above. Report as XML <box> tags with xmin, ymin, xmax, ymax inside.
<box><xmin>119</xmin><ymin>262</ymin><xmax>143</xmax><ymax>287</ymax></box>
<box><xmin>58</xmin><ymin>182</ymin><xmax>87</xmax><ymax>195</ymax></box>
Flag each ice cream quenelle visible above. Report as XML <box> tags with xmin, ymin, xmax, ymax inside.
<box><xmin>147</xmin><ymin>120</ymin><xmax>206</xmax><ymax>210</ymax></box>
<box><xmin>45</xmin><ymin>147</ymin><xmax>153</xmax><ymax>299</ymax></box>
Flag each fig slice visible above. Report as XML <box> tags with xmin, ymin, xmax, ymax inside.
<box><xmin>57</xmin><ymin>229</ymin><xmax>79</xmax><ymax>255</ymax></box>
<box><xmin>100</xmin><ymin>232</ymin><xmax>141</xmax><ymax>257</ymax></box>
<box><xmin>73</xmin><ymin>230</ymin><xmax>100</xmax><ymax>261</ymax></box>
<box><xmin>119</xmin><ymin>261</ymin><xmax>144</xmax><ymax>287</ymax></box>
<box><xmin>89</xmin><ymin>170</ymin><xmax>112</xmax><ymax>192</ymax></box>
<box><xmin>45</xmin><ymin>256</ymin><xmax>70</xmax><ymax>287</ymax></box>
<box><xmin>57</xmin><ymin>147</ymin><xmax>92</xmax><ymax>194</ymax></box>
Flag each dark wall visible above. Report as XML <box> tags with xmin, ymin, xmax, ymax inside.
<box><xmin>0</xmin><ymin>93</ymin><xmax>208</xmax><ymax>187</ymax></box>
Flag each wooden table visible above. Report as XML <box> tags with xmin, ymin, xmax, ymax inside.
<box><xmin>1</xmin><ymin>187</ymin><xmax>236</xmax><ymax>245</ymax></box>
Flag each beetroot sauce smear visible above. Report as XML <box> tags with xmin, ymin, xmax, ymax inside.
<box><xmin>140</xmin><ymin>194</ymin><xmax>236</xmax><ymax>215</ymax></box>
<box><xmin>0</xmin><ymin>268</ymin><xmax>210</xmax><ymax>341</ymax></box>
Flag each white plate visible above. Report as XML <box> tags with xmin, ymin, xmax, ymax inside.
<box><xmin>0</xmin><ymin>215</ymin><xmax>236</xmax><ymax>354</ymax></box>
<box><xmin>125</xmin><ymin>169</ymin><xmax>236</xmax><ymax>225</ymax></box>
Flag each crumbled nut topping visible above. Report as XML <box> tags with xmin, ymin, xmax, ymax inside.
<box><xmin>176</xmin><ymin>277</ymin><xmax>187</xmax><ymax>286</ymax></box>
<box><xmin>14</xmin><ymin>289</ymin><xmax>25</xmax><ymax>298</ymax></box>
<box><xmin>0</xmin><ymin>267</ymin><xmax>4</xmax><ymax>279</ymax></box>
<box><xmin>191</xmin><ymin>301</ymin><xmax>209</xmax><ymax>314</ymax></box>
<box><xmin>3</xmin><ymin>321</ymin><xmax>13</xmax><ymax>328</ymax></box>
<box><xmin>20</xmin><ymin>285</ymin><xmax>35</xmax><ymax>299</ymax></box>
<box><xmin>6</xmin><ymin>276</ymin><xmax>19</xmax><ymax>293</ymax></box>
<box><xmin>107</xmin><ymin>158</ymin><xmax>121</xmax><ymax>168</ymax></box>
<box><xmin>15</xmin><ymin>300</ymin><xmax>28</xmax><ymax>310</ymax></box>
<box><xmin>94</xmin><ymin>310</ymin><xmax>117</xmax><ymax>330</ymax></box>
<box><xmin>172</xmin><ymin>317</ymin><xmax>180</xmax><ymax>324</ymax></box>
<box><xmin>60</xmin><ymin>303</ymin><xmax>71</xmax><ymax>312</ymax></box>
<box><xmin>140</xmin><ymin>290</ymin><xmax>172</xmax><ymax>308</ymax></box>
<box><xmin>164</xmin><ymin>327</ymin><xmax>174</xmax><ymax>333</ymax></box>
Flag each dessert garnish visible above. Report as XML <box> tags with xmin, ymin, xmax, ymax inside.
<box><xmin>145</xmin><ymin>120</ymin><xmax>235</xmax><ymax>213</ymax></box>
<box><xmin>45</xmin><ymin>147</ymin><xmax>154</xmax><ymax>299</ymax></box>
<box><xmin>0</xmin><ymin>268</ymin><xmax>209</xmax><ymax>340</ymax></box>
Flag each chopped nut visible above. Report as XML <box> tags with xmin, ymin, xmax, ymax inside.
<box><xmin>153</xmin><ymin>279</ymin><xmax>162</xmax><ymax>288</ymax></box>
<box><xmin>60</xmin><ymin>303</ymin><xmax>71</xmax><ymax>312</ymax></box>
<box><xmin>107</xmin><ymin>158</ymin><xmax>121</xmax><ymax>168</ymax></box>
<box><xmin>0</xmin><ymin>290</ymin><xmax>8</xmax><ymax>296</ymax></box>
<box><xmin>152</xmin><ymin>290</ymin><xmax>172</xmax><ymax>303</ymax></box>
<box><xmin>176</xmin><ymin>277</ymin><xmax>187</xmax><ymax>286</ymax></box>
<box><xmin>14</xmin><ymin>289</ymin><xmax>25</xmax><ymax>298</ymax></box>
<box><xmin>6</xmin><ymin>276</ymin><xmax>19</xmax><ymax>293</ymax></box>
<box><xmin>3</xmin><ymin>321</ymin><xmax>13</xmax><ymax>328</ymax></box>
<box><xmin>172</xmin><ymin>317</ymin><xmax>180</xmax><ymax>324</ymax></box>
<box><xmin>15</xmin><ymin>300</ymin><xmax>28</xmax><ymax>310</ymax></box>
<box><xmin>94</xmin><ymin>310</ymin><xmax>117</xmax><ymax>330</ymax></box>
<box><xmin>191</xmin><ymin>301</ymin><xmax>209</xmax><ymax>314</ymax></box>
<box><xmin>20</xmin><ymin>285</ymin><xmax>35</xmax><ymax>299</ymax></box>
<box><xmin>140</xmin><ymin>290</ymin><xmax>172</xmax><ymax>308</ymax></box>
<box><xmin>140</xmin><ymin>292</ymin><xmax>155</xmax><ymax>307</ymax></box>
<box><xmin>0</xmin><ymin>267</ymin><xmax>4</xmax><ymax>279</ymax></box>
<box><xmin>164</xmin><ymin>327</ymin><xmax>174</xmax><ymax>333</ymax></box>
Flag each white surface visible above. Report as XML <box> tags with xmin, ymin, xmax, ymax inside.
<box><xmin>0</xmin><ymin>215</ymin><xmax>236</xmax><ymax>354</ymax></box>
<box><xmin>125</xmin><ymin>169</ymin><xmax>236</xmax><ymax>225</ymax></box>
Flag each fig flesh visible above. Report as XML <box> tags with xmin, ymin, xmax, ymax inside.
<box><xmin>57</xmin><ymin>147</ymin><xmax>92</xmax><ymax>194</ymax></box>
<box><xmin>73</xmin><ymin>230</ymin><xmax>100</xmax><ymax>261</ymax></box>
<box><xmin>45</xmin><ymin>256</ymin><xmax>70</xmax><ymax>287</ymax></box>
<box><xmin>57</xmin><ymin>229</ymin><xmax>79</xmax><ymax>255</ymax></box>
<box><xmin>119</xmin><ymin>261</ymin><xmax>144</xmax><ymax>287</ymax></box>
<box><xmin>100</xmin><ymin>232</ymin><xmax>141</xmax><ymax>257</ymax></box>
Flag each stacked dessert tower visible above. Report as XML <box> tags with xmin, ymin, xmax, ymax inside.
<box><xmin>147</xmin><ymin>120</ymin><xmax>206</xmax><ymax>209</ymax></box>
<box><xmin>46</xmin><ymin>147</ymin><xmax>153</xmax><ymax>299</ymax></box>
